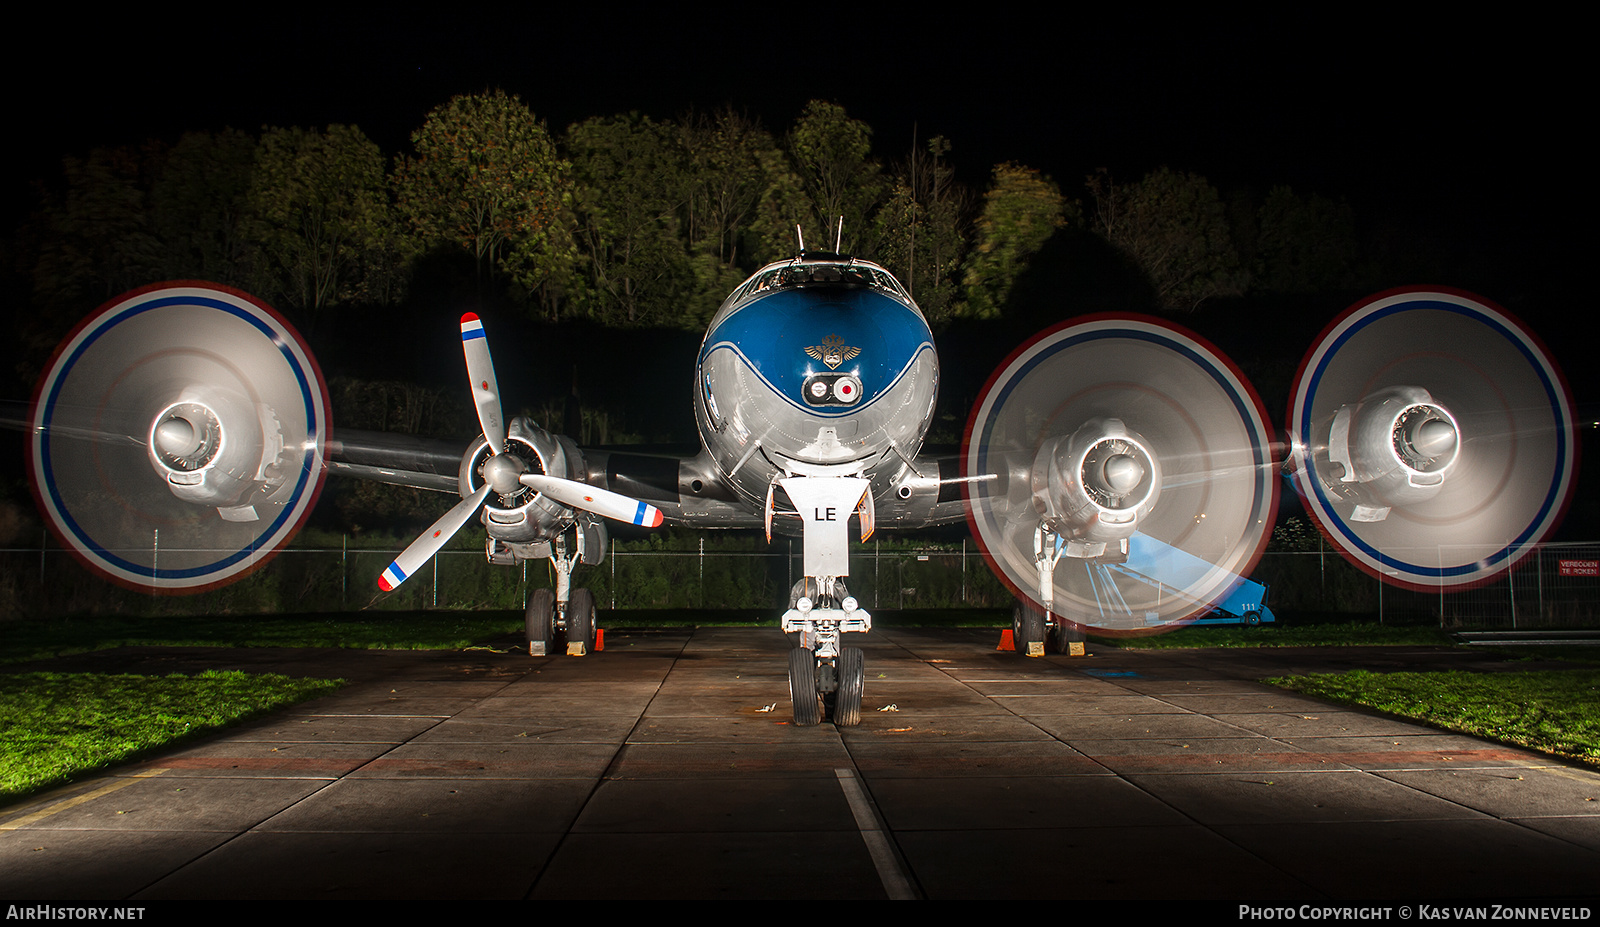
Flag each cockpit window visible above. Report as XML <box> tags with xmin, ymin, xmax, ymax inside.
<box><xmin>726</xmin><ymin>259</ymin><xmax>914</xmax><ymax>311</ymax></box>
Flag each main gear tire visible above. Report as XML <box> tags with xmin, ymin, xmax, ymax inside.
<box><xmin>526</xmin><ymin>588</ymin><xmax>554</xmax><ymax>655</ymax></box>
<box><xmin>566</xmin><ymin>588</ymin><xmax>597</xmax><ymax>655</ymax></box>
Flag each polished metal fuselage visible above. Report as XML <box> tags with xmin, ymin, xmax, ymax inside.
<box><xmin>693</xmin><ymin>257</ymin><xmax>940</xmax><ymax>518</ymax></box>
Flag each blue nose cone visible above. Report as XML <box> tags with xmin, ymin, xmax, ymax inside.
<box><xmin>700</xmin><ymin>286</ymin><xmax>932</xmax><ymax>415</ymax></box>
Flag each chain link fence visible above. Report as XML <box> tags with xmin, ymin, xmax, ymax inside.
<box><xmin>1251</xmin><ymin>541</ymin><xmax>1600</xmax><ymax>628</ymax></box>
<box><xmin>2</xmin><ymin>532</ymin><xmax>1595</xmax><ymax>629</ymax></box>
<box><xmin>0</xmin><ymin>533</ymin><xmax>1011</xmax><ymax>619</ymax></box>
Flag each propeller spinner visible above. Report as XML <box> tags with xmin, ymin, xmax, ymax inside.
<box><xmin>377</xmin><ymin>314</ymin><xmax>663</xmax><ymax>592</ymax></box>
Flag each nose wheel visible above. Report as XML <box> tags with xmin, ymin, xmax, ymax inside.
<box><xmin>787</xmin><ymin>645</ymin><xmax>864</xmax><ymax>727</ymax></box>
<box><xmin>789</xmin><ymin>647</ymin><xmax>822</xmax><ymax>726</ymax></box>
<box><xmin>833</xmin><ymin>646</ymin><xmax>864</xmax><ymax>726</ymax></box>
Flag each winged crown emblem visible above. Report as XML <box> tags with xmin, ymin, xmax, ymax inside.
<box><xmin>805</xmin><ymin>334</ymin><xmax>861</xmax><ymax>370</ymax></box>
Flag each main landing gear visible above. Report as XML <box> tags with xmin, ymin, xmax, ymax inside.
<box><xmin>525</xmin><ymin>585</ymin><xmax>597</xmax><ymax>656</ymax></box>
<box><xmin>522</xmin><ymin>529</ymin><xmax>599</xmax><ymax>656</ymax></box>
<box><xmin>1012</xmin><ymin>597</ymin><xmax>1087</xmax><ymax>656</ymax></box>
<box><xmin>1010</xmin><ymin>525</ymin><xmax>1087</xmax><ymax>657</ymax></box>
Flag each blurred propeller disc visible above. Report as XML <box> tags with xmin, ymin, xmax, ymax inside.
<box><xmin>1288</xmin><ymin>288</ymin><xmax>1575</xmax><ymax>590</ymax></box>
<box><xmin>29</xmin><ymin>283</ymin><xmax>328</xmax><ymax>592</ymax></box>
<box><xmin>964</xmin><ymin>315</ymin><xmax>1277</xmax><ymax>632</ymax></box>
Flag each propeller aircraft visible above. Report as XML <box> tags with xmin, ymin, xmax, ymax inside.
<box><xmin>19</xmin><ymin>240</ymin><xmax>1578</xmax><ymax>726</ymax></box>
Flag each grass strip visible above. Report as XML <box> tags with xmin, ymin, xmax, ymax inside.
<box><xmin>0</xmin><ymin>670</ymin><xmax>345</xmax><ymax>799</ymax></box>
<box><xmin>1098</xmin><ymin>621</ymin><xmax>1457</xmax><ymax>649</ymax></box>
<box><xmin>0</xmin><ymin>612</ymin><xmax>523</xmax><ymax>663</ymax></box>
<box><xmin>1265</xmin><ymin>668</ymin><xmax>1600</xmax><ymax>765</ymax></box>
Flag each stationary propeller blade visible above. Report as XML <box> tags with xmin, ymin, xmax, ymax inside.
<box><xmin>379</xmin><ymin>484</ymin><xmax>492</xmax><ymax>591</ymax></box>
<box><xmin>460</xmin><ymin>313</ymin><xmax>505</xmax><ymax>452</ymax></box>
<box><xmin>381</xmin><ymin>311</ymin><xmax>665</xmax><ymax>594</ymax></box>
<box><xmin>519</xmin><ymin>473</ymin><xmax>665</xmax><ymax>527</ymax></box>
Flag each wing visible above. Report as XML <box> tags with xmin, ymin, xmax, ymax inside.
<box><xmin>324</xmin><ymin>428</ymin><xmax>464</xmax><ymax>492</ymax></box>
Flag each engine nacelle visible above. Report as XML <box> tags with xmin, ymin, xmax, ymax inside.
<box><xmin>1030</xmin><ymin>418</ymin><xmax>1161</xmax><ymax>556</ymax></box>
<box><xmin>460</xmin><ymin>416</ymin><xmax>584</xmax><ymax>543</ymax></box>
<box><xmin>1317</xmin><ymin>386</ymin><xmax>1458</xmax><ymax>522</ymax></box>
<box><xmin>147</xmin><ymin>386</ymin><xmax>291</xmax><ymax>519</ymax></box>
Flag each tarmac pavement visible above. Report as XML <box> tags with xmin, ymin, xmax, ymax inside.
<box><xmin>2</xmin><ymin>627</ymin><xmax>1598</xmax><ymax>901</ymax></box>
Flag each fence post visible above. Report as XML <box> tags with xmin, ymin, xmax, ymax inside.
<box><xmin>1537</xmin><ymin>545</ymin><xmax>1545</xmax><ymax>621</ymax></box>
<box><xmin>1319</xmin><ymin>535</ymin><xmax>1326</xmax><ymax>601</ymax></box>
<box><xmin>1509</xmin><ymin>546</ymin><xmax>1517</xmax><ymax>629</ymax></box>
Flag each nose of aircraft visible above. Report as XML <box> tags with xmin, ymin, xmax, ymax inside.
<box><xmin>701</xmin><ymin>286</ymin><xmax>931</xmax><ymax>415</ymax></box>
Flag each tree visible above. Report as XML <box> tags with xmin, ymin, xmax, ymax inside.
<box><xmin>565</xmin><ymin>114</ymin><xmax>694</xmax><ymax>326</ymax></box>
<box><xmin>1088</xmin><ymin>167</ymin><xmax>1243</xmax><ymax>312</ymax></box>
<box><xmin>676</xmin><ymin>107</ymin><xmax>803</xmax><ymax>325</ymax></box>
<box><xmin>394</xmin><ymin>90</ymin><xmax>575</xmax><ymax>313</ymax></box>
<box><xmin>1253</xmin><ymin>185</ymin><xmax>1360</xmax><ymax>294</ymax></box>
<box><xmin>150</xmin><ymin>129</ymin><xmax>260</xmax><ymax>288</ymax></box>
<box><xmin>874</xmin><ymin>134</ymin><xmax>970</xmax><ymax>323</ymax></box>
<box><xmin>251</xmin><ymin>124</ymin><xmax>400</xmax><ymax>326</ymax></box>
<box><xmin>786</xmin><ymin>101</ymin><xmax>884</xmax><ymax>255</ymax></box>
<box><xmin>961</xmin><ymin>163</ymin><xmax>1071</xmax><ymax>320</ymax></box>
<box><xmin>32</xmin><ymin>142</ymin><xmax>167</xmax><ymax>308</ymax></box>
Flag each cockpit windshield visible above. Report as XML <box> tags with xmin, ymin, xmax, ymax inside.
<box><xmin>724</xmin><ymin>258</ymin><xmax>915</xmax><ymax>312</ymax></box>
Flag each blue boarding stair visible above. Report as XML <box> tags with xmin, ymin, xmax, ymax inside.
<box><xmin>1080</xmin><ymin>532</ymin><xmax>1275</xmax><ymax>628</ymax></box>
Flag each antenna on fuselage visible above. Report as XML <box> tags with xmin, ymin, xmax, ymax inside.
<box><xmin>795</xmin><ymin>224</ymin><xmax>805</xmax><ymax>255</ymax></box>
<box><xmin>835</xmin><ymin>216</ymin><xmax>843</xmax><ymax>252</ymax></box>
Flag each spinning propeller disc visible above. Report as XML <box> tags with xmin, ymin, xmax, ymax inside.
<box><xmin>29</xmin><ymin>283</ymin><xmax>328</xmax><ymax>592</ymax></box>
<box><xmin>964</xmin><ymin>316</ymin><xmax>1277</xmax><ymax>632</ymax></box>
<box><xmin>1288</xmin><ymin>288</ymin><xmax>1575</xmax><ymax>590</ymax></box>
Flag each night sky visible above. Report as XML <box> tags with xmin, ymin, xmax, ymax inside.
<box><xmin>10</xmin><ymin>11</ymin><xmax>1579</xmax><ymax>234</ymax></box>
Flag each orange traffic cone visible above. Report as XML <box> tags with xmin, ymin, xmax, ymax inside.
<box><xmin>998</xmin><ymin>629</ymin><xmax>1014</xmax><ymax>651</ymax></box>
<box><xmin>595</xmin><ymin>628</ymin><xmax>604</xmax><ymax>652</ymax></box>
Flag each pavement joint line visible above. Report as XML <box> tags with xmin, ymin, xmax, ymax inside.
<box><xmin>308</xmin><ymin>713</ymin><xmax>453</xmax><ymax>719</ymax></box>
<box><xmin>835</xmin><ymin>767</ymin><xmax>917</xmax><ymax>900</ymax></box>
<box><xmin>0</xmin><ymin>768</ymin><xmax>167</xmax><ymax>831</ymax></box>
